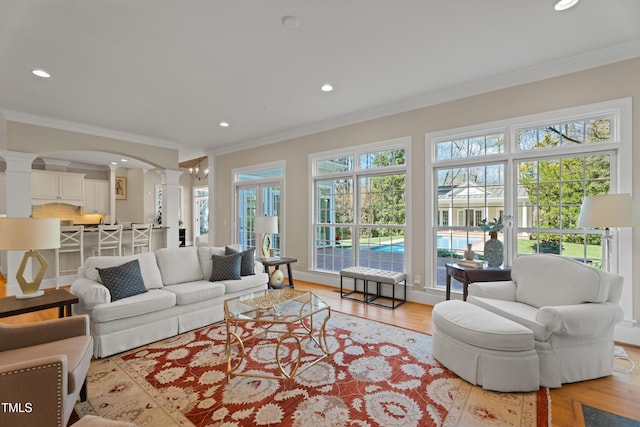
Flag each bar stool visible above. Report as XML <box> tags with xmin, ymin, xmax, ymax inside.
<box><xmin>124</xmin><ymin>223</ymin><xmax>153</xmax><ymax>255</ymax></box>
<box><xmin>55</xmin><ymin>225</ymin><xmax>84</xmax><ymax>288</ymax></box>
<box><xmin>91</xmin><ymin>224</ymin><xmax>123</xmax><ymax>256</ymax></box>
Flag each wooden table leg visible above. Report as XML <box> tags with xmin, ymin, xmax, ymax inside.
<box><xmin>286</xmin><ymin>263</ymin><xmax>294</xmax><ymax>287</ymax></box>
<box><xmin>445</xmin><ymin>271</ymin><xmax>452</xmax><ymax>300</ymax></box>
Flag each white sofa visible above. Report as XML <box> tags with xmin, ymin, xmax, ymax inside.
<box><xmin>466</xmin><ymin>254</ymin><xmax>624</xmax><ymax>388</ymax></box>
<box><xmin>71</xmin><ymin>245</ymin><xmax>268</xmax><ymax>358</ymax></box>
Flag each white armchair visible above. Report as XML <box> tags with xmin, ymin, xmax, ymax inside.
<box><xmin>468</xmin><ymin>254</ymin><xmax>624</xmax><ymax>388</ymax></box>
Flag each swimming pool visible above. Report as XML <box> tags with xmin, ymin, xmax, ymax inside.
<box><xmin>369</xmin><ymin>236</ymin><xmax>481</xmax><ymax>253</ymax></box>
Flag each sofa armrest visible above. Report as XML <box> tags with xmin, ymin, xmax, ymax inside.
<box><xmin>71</xmin><ymin>278</ymin><xmax>111</xmax><ymax>309</ymax></box>
<box><xmin>0</xmin><ymin>356</ymin><xmax>67</xmax><ymax>427</ymax></box>
<box><xmin>0</xmin><ymin>315</ymin><xmax>89</xmax><ymax>352</ymax></box>
<box><xmin>468</xmin><ymin>280</ymin><xmax>517</xmax><ymax>301</ymax></box>
<box><xmin>536</xmin><ymin>302</ymin><xmax>624</xmax><ymax>336</ymax></box>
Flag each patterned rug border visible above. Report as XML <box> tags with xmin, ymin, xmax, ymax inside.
<box><xmin>77</xmin><ymin>311</ymin><xmax>550</xmax><ymax>426</ymax></box>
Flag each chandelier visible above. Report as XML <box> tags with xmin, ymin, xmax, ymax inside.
<box><xmin>188</xmin><ymin>157</ymin><xmax>209</xmax><ymax>180</ymax></box>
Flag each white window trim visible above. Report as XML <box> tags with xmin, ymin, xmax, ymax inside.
<box><xmin>426</xmin><ymin>98</ymin><xmax>633</xmax><ymax>322</ymax></box>
<box><xmin>308</xmin><ymin>136</ymin><xmax>412</xmax><ymax>278</ymax></box>
<box><xmin>231</xmin><ymin>160</ymin><xmax>286</xmax><ymax>252</ymax></box>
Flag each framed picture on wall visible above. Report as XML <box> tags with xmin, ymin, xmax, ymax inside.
<box><xmin>115</xmin><ymin>176</ymin><xmax>127</xmax><ymax>200</ymax></box>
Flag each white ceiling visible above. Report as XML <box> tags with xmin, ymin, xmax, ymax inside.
<box><xmin>1</xmin><ymin>0</ymin><xmax>640</xmax><ymax>166</ymax></box>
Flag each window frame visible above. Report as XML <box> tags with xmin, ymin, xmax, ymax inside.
<box><xmin>309</xmin><ymin>137</ymin><xmax>411</xmax><ymax>275</ymax></box>
<box><xmin>232</xmin><ymin>161</ymin><xmax>285</xmax><ymax>253</ymax></box>
<box><xmin>426</xmin><ymin>98</ymin><xmax>633</xmax><ymax>319</ymax></box>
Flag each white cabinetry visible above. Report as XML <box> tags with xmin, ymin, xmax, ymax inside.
<box><xmin>32</xmin><ymin>170</ymin><xmax>85</xmax><ymax>206</ymax></box>
<box><xmin>84</xmin><ymin>179</ymin><xmax>109</xmax><ymax>214</ymax></box>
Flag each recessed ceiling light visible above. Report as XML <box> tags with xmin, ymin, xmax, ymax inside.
<box><xmin>554</xmin><ymin>0</ymin><xmax>579</xmax><ymax>11</ymax></box>
<box><xmin>282</xmin><ymin>15</ymin><xmax>299</xmax><ymax>29</ymax></box>
<box><xmin>219</xmin><ymin>121</ymin><xmax>230</xmax><ymax>127</ymax></box>
<box><xmin>121</xmin><ymin>159</ymin><xmax>128</xmax><ymax>162</ymax></box>
<box><xmin>32</xmin><ymin>69</ymin><xmax>51</xmax><ymax>78</ymax></box>
<box><xmin>110</xmin><ymin>162</ymin><xmax>118</xmax><ymax>165</ymax></box>
<box><xmin>321</xmin><ymin>83</ymin><xmax>334</xmax><ymax>92</ymax></box>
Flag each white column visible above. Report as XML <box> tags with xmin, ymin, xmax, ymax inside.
<box><xmin>0</xmin><ymin>151</ymin><xmax>38</xmax><ymax>295</ymax></box>
<box><xmin>159</xmin><ymin>170</ymin><xmax>183</xmax><ymax>248</ymax></box>
<box><xmin>206</xmin><ymin>153</ymin><xmax>216</xmax><ymax>246</ymax></box>
<box><xmin>108</xmin><ymin>165</ymin><xmax>117</xmax><ymax>224</ymax></box>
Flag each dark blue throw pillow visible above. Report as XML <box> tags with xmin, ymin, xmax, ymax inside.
<box><xmin>97</xmin><ymin>259</ymin><xmax>147</xmax><ymax>302</ymax></box>
<box><xmin>225</xmin><ymin>246</ymin><xmax>256</xmax><ymax>276</ymax></box>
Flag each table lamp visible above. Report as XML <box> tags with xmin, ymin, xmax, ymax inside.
<box><xmin>0</xmin><ymin>218</ymin><xmax>61</xmax><ymax>298</ymax></box>
<box><xmin>254</xmin><ymin>215</ymin><xmax>278</xmax><ymax>258</ymax></box>
<box><xmin>577</xmin><ymin>193</ymin><xmax>638</xmax><ymax>272</ymax></box>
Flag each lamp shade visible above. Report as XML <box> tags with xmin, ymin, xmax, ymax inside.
<box><xmin>254</xmin><ymin>216</ymin><xmax>278</xmax><ymax>234</ymax></box>
<box><xmin>577</xmin><ymin>194</ymin><xmax>639</xmax><ymax>228</ymax></box>
<box><xmin>0</xmin><ymin>218</ymin><xmax>61</xmax><ymax>250</ymax></box>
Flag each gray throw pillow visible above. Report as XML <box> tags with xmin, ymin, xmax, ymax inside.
<box><xmin>225</xmin><ymin>246</ymin><xmax>256</xmax><ymax>276</ymax></box>
<box><xmin>97</xmin><ymin>259</ymin><xmax>147</xmax><ymax>302</ymax></box>
<box><xmin>210</xmin><ymin>252</ymin><xmax>242</xmax><ymax>281</ymax></box>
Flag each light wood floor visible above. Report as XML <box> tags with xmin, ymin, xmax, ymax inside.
<box><xmin>2</xmin><ymin>278</ymin><xmax>638</xmax><ymax>426</ymax></box>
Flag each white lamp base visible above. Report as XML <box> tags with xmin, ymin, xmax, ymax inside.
<box><xmin>16</xmin><ymin>290</ymin><xmax>45</xmax><ymax>299</ymax></box>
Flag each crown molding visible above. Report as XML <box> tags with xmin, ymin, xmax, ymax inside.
<box><xmin>214</xmin><ymin>39</ymin><xmax>640</xmax><ymax>156</ymax></box>
<box><xmin>1</xmin><ymin>110</ymin><xmax>182</xmax><ymax>150</ymax></box>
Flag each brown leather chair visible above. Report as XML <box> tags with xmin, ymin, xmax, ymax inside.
<box><xmin>0</xmin><ymin>315</ymin><xmax>93</xmax><ymax>427</ymax></box>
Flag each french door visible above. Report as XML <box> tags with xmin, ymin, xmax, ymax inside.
<box><xmin>193</xmin><ymin>187</ymin><xmax>209</xmax><ymax>242</ymax></box>
<box><xmin>237</xmin><ymin>182</ymin><xmax>281</xmax><ymax>253</ymax></box>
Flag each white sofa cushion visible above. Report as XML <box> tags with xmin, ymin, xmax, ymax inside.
<box><xmin>163</xmin><ymin>281</ymin><xmax>226</xmax><ymax>305</ymax></box>
<box><xmin>155</xmin><ymin>247</ymin><xmax>204</xmax><ymax>285</ymax></box>
<box><xmin>432</xmin><ymin>300</ymin><xmax>534</xmax><ymax>351</ymax></box>
<box><xmin>512</xmin><ymin>254</ymin><xmax>608</xmax><ymax>307</ymax></box>
<box><xmin>467</xmin><ymin>295</ymin><xmax>550</xmax><ymax>341</ymax></box>
<box><xmin>91</xmin><ymin>289</ymin><xmax>176</xmax><ymax>323</ymax></box>
<box><xmin>83</xmin><ymin>252</ymin><xmax>164</xmax><ymax>290</ymax></box>
<box><xmin>220</xmin><ymin>273</ymin><xmax>269</xmax><ymax>294</ymax></box>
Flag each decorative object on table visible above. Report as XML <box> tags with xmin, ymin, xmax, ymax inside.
<box><xmin>0</xmin><ymin>218</ymin><xmax>60</xmax><ymax>299</ymax></box>
<box><xmin>578</xmin><ymin>193</ymin><xmax>639</xmax><ymax>272</ymax></box>
<box><xmin>458</xmin><ymin>259</ymin><xmax>483</xmax><ymax>268</ymax></box>
<box><xmin>115</xmin><ymin>176</ymin><xmax>127</xmax><ymax>200</ymax></box>
<box><xmin>254</xmin><ymin>215</ymin><xmax>278</xmax><ymax>258</ymax></box>
<box><xmin>269</xmin><ymin>268</ymin><xmax>284</xmax><ymax>287</ymax></box>
<box><xmin>463</xmin><ymin>243</ymin><xmax>475</xmax><ymax>260</ymax></box>
<box><xmin>479</xmin><ymin>215</ymin><xmax>511</xmax><ymax>267</ymax></box>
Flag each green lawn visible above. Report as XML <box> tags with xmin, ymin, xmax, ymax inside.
<box><xmin>516</xmin><ymin>239</ymin><xmax>602</xmax><ymax>259</ymax></box>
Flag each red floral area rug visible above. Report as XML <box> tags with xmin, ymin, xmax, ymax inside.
<box><xmin>76</xmin><ymin>312</ymin><xmax>549</xmax><ymax>426</ymax></box>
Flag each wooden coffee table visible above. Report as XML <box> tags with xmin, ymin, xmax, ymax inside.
<box><xmin>0</xmin><ymin>289</ymin><xmax>78</xmax><ymax>319</ymax></box>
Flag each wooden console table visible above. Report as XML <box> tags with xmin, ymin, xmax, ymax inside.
<box><xmin>0</xmin><ymin>289</ymin><xmax>78</xmax><ymax>319</ymax></box>
<box><xmin>445</xmin><ymin>263</ymin><xmax>512</xmax><ymax>301</ymax></box>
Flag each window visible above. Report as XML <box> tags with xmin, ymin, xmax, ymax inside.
<box><xmin>312</xmin><ymin>140</ymin><xmax>408</xmax><ymax>273</ymax></box>
<box><xmin>429</xmin><ymin>100</ymin><xmax>631</xmax><ymax>295</ymax></box>
<box><xmin>233</xmin><ymin>164</ymin><xmax>284</xmax><ymax>253</ymax></box>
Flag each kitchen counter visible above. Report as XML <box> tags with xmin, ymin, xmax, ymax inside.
<box><xmin>42</xmin><ymin>226</ymin><xmax>170</xmax><ymax>284</ymax></box>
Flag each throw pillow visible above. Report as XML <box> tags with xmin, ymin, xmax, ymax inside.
<box><xmin>97</xmin><ymin>259</ymin><xmax>148</xmax><ymax>302</ymax></box>
<box><xmin>210</xmin><ymin>252</ymin><xmax>242</xmax><ymax>281</ymax></box>
<box><xmin>225</xmin><ymin>246</ymin><xmax>256</xmax><ymax>276</ymax></box>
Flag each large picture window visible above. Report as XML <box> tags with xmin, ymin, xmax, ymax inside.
<box><xmin>429</xmin><ymin>100</ymin><xmax>630</xmax><ymax>296</ymax></box>
<box><xmin>312</xmin><ymin>140</ymin><xmax>408</xmax><ymax>273</ymax></box>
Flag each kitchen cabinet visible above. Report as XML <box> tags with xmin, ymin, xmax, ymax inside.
<box><xmin>84</xmin><ymin>179</ymin><xmax>109</xmax><ymax>214</ymax></box>
<box><xmin>32</xmin><ymin>170</ymin><xmax>85</xmax><ymax>206</ymax></box>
